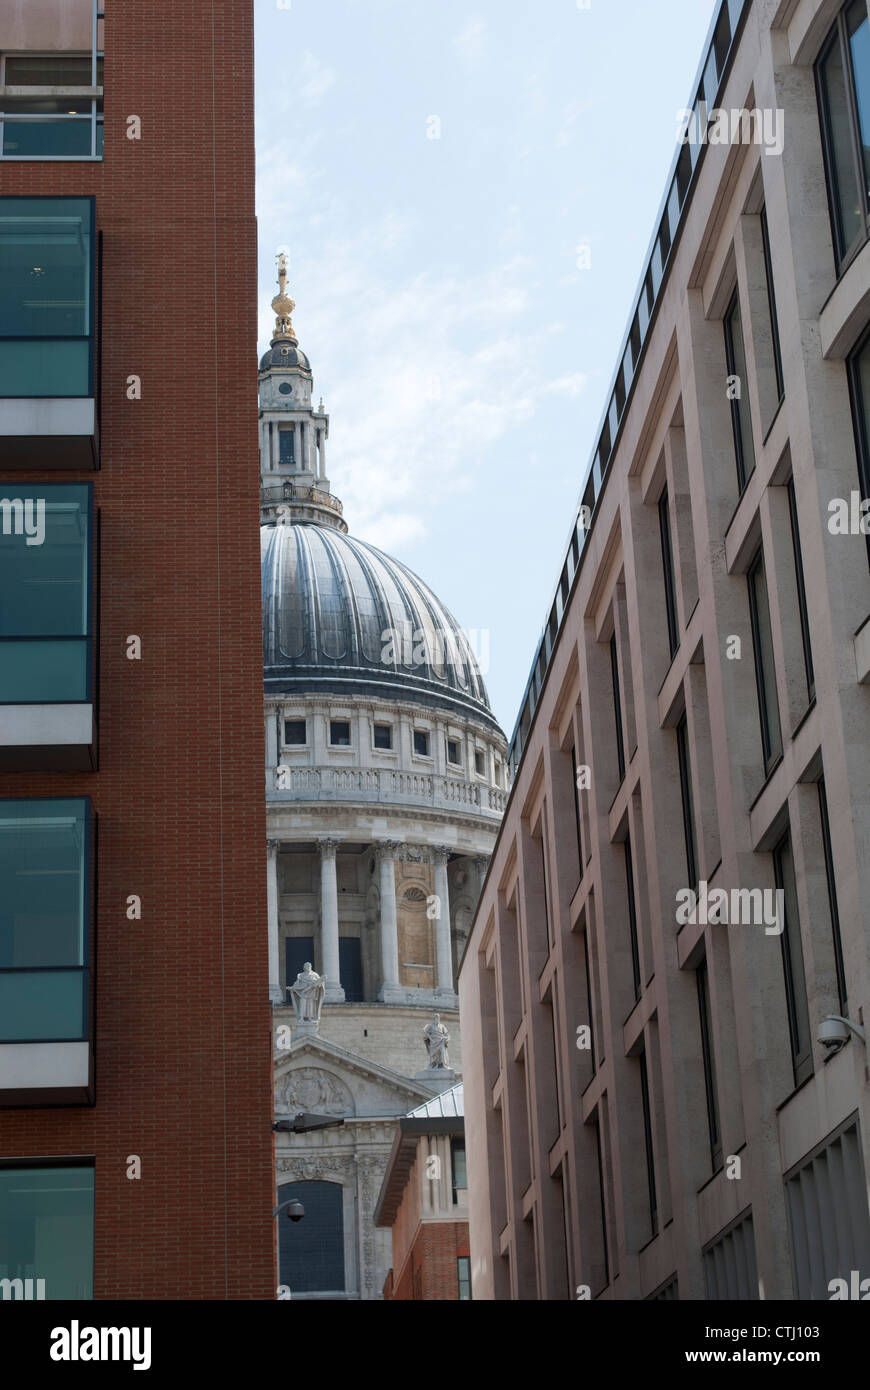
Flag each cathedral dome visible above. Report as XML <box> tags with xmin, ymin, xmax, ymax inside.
<box><xmin>258</xmin><ymin>340</ymin><xmax>312</xmax><ymax>375</ymax></box>
<box><xmin>262</xmin><ymin>521</ymin><xmax>499</xmax><ymax>732</ymax></box>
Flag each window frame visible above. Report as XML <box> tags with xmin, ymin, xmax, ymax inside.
<box><xmin>746</xmin><ymin>547</ymin><xmax>783</xmax><ymax>774</ymax></box>
<box><xmin>786</xmin><ymin>478</ymin><xmax>815</xmax><ymax>702</ymax></box>
<box><xmin>610</xmin><ymin>632</ymin><xmax>625</xmax><ymax>783</ymax></box>
<box><xmin>0</xmin><ymin>41</ymin><xmax>104</xmax><ymax>162</ymax></box>
<box><xmin>773</xmin><ymin>828</ymin><xmax>813</xmax><ymax>1088</ymax></box>
<box><xmin>724</xmin><ymin>289</ymin><xmax>756</xmax><ymax>492</ymax></box>
<box><xmin>760</xmin><ymin>205</ymin><xmax>785</xmax><ymax>404</ymax></box>
<box><xmin>446</xmin><ymin>737</ymin><xmax>462</xmax><ymax>767</ymax></box>
<box><xmin>846</xmin><ymin>321</ymin><xmax>870</xmax><ymax>570</ymax></box>
<box><xmin>0</xmin><ymin>796</ymin><xmax>92</xmax><ymax>1045</ymax></box>
<box><xmin>676</xmin><ymin>713</ymin><xmax>699</xmax><ymax>891</ymax></box>
<box><xmin>412</xmin><ymin>728</ymin><xmax>431</xmax><ymax>759</ymax></box>
<box><xmin>658</xmin><ymin>485</ymin><xmax>679</xmax><ymax>660</ymax></box>
<box><xmin>815</xmin><ymin>0</ymin><xmax>870</xmax><ymax>273</ymax></box>
<box><xmin>283</xmin><ymin>718</ymin><xmax>307</xmax><ymax>747</ymax></box>
<box><xmin>328</xmin><ymin>719</ymin><xmax>352</xmax><ymax>748</ymax></box>
<box><xmin>0</xmin><ymin>195</ymin><xmax>97</xmax><ymax>400</ymax></box>
<box><xmin>696</xmin><ymin>955</ymin><xmax>723</xmax><ymax>1171</ymax></box>
<box><xmin>0</xmin><ymin>482</ymin><xmax>94</xmax><ymax>705</ymax></box>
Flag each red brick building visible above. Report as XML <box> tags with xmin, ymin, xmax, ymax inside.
<box><xmin>0</xmin><ymin>0</ymin><xmax>275</xmax><ymax>1299</ymax></box>
<box><xmin>375</xmin><ymin>1085</ymin><xmax>471</xmax><ymax>1301</ymax></box>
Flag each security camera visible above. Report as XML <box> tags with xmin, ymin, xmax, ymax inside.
<box><xmin>286</xmin><ymin>1200</ymin><xmax>304</xmax><ymax>1223</ymax></box>
<box><xmin>818</xmin><ymin>1015</ymin><xmax>866</xmax><ymax>1053</ymax></box>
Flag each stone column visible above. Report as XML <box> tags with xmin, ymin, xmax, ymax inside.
<box><xmin>377</xmin><ymin>840</ymin><xmax>403</xmax><ymax>1002</ymax></box>
<box><xmin>318</xmin><ymin>429</ymin><xmax>326</xmax><ymax>479</ymax></box>
<box><xmin>267</xmin><ymin>840</ymin><xmax>282</xmax><ymax>1005</ymax></box>
<box><xmin>432</xmin><ymin>845</ymin><xmax>454</xmax><ymax>998</ymax></box>
<box><xmin>318</xmin><ymin>837</ymin><xmax>344</xmax><ymax>1003</ymax></box>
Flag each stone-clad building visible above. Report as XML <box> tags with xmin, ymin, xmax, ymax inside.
<box><xmin>460</xmin><ymin>0</ymin><xmax>870</xmax><ymax>1300</ymax></box>
<box><xmin>259</xmin><ymin>259</ymin><xmax>506</xmax><ymax>1298</ymax></box>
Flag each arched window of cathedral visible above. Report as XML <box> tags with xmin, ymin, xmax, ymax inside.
<box><xmin>399</xmin><ymin>885</ymin><xmax>433</xmax><ymax>989</ymax></box>
<box><xmin>278</xmin><ymin>1179</ymin><xmax>344</xmax><ymax>1294</ymax></box>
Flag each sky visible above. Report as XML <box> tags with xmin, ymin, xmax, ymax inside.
<box><xmin>254</xmin><ymin>0</ymin><xmax>719</xmax><ymax>736</ymax></box>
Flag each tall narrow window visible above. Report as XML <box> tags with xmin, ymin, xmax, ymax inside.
<box><xmin>610</xmin><ymin>632</ymin><xmax>625</xmax><ymax>782</ymax></box>
<box><xmin>816</xmin><ymin>0</ymin><xmax>870</xmax><ymax>270</ymax></box>
<box><xmin>787</xmin><ymin>479</ymin><xmax>815</xmax><ymax>702</ymax></box>
<box><xmin>818</xmin><ymin>779</ymin><xmax>848</xmax><ymax>1014</ymax></box>
<box><xmin>747</xmin><ymin>549</ymin><xmax>783</xmax><ymax>772</ymax></box>
<box><xmin>760</xmin><ymin>207</ymin><xmax>784</xmax><ymax>404</ymax></box>
<box><xmin>279</xmin><ymin>429</ymin><xmax>295</xmax><ymax>464</ymax></box>
<box><xmin>724</xmin><ymin>291</ymin><xmax>756</xmax><ymax>490</ymax></box>
<box><xmin>697</xmin><ymin>957</ymin><xmax>723</xmax><ymax>1170</ymax></box>
<box><xmin>659</xmin><ymin>487</ymin><xmax>679</xmax><ymax>659</ymax></box>
<box><xmin>676</xmin><ymin>714</ymin><xmax>698</xmax><ymax>889</ymax></box>
<box><xmin>457</xmin><ymin>1256</ymin><xmax>472</xmax><ymax>1300</ymax></box>
<box><xmin>582</xmin><ymin>928</ymin><xmax>596</xmax><ymax>1070</ymax></box>
<box><xmin>773</xmin><ymin>830</ymin><xmax>813</xmax><ymax>1086</ymax></box>
<box><xmin>0</xmin><ymin>1162</ymin><xmax>94</xmax><ymax>1298</ymax></box>
<box><xmin>624</xmin><ymin>837</ymin><xmax>641</xmax><ymax>999</ymax></box>
<box><xmin>570</xmin><ymin>743</ymin><xmax>585</xmax><ymax>881</ymax></box>
<box><xmin>846</xmin><ymin>325</ymin><xmax>870</xmax><ymax>568</ymax></box>
<box><xmin>638</xmin><ymin>1048</ymin><xmax>658</xmax><ymax>1237</ymax></box>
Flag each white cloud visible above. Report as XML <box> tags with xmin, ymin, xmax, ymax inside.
<box><xmin>543</xmin><ymin>371</ymin><xmax>588</xmax><ymax>397</ymax></box>
<box><xmin>454</xmin><ymin>17</ymin><xmax>486</xmax><ymax>62</ymax></box>
<box><xmin>297</xmin><ymin>51</ymin><xmax>336</xmax><ymax>107</ymax></box>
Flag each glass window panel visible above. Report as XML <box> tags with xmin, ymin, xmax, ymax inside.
<box><xmin>4</xmin><ymin>56</ymin><xmax>103</xmax><ymax>86</ymax></box>
<box><xmin>0</xmin><ymin>339</ymin><xmax>89</xmax><ymax>397</ymax></box>
<box><xmin>0</xmin><ymin>489</ymin><xmax>89</xmax><ymax>635</ymax></box>
<box><xmin>724</xmin><ymin>293</ymin><xmax>756</xmax><ymax>488</ymax></box>
<box><xmin>819</xmin><ymin>31</ymin><xmax>864</xmax><ymax>261</ymax></box>
<box><xmin>0</xmin><ymin>799</ymin><xmax>87</xmax><ymax>969</ymax></box>
<box><xmin>667</xmin><ymin>178</ymin><xmax>681</xmax><ymax>245</ymax></box>
<box><xmin>774</xmin><ymin>833</ymin><xmax>812</xmax><ymax>1082</ymax></box>
<box><xmin>1</xmin><ymin>118</ymin><xmax>94</xmax><ymax>159</ymax></box>
<box><xmin>703</xmin><ymin>46</ymin><xmax>719</xmax><ymax>107</ymax></box>
<box><xmin>0</xmin><ymin>1165</ymin><xmax>94</xmax><ymax>1300</ymax></box>
<box><xmin>0</xmin><ymin>198</ymin><xmax>92</xmax><ymax>337</ymax></box>
<box><xmin>748</xmin><ymin>551</ymin><xmax>783</xmax><ymax>769</ymax></box>
<box><xmin>848</xmin><ymin>0</ymin><xmax>870</xmax><ymax>200</ymax></box>
<box><xmin>0</xmin><ymin>968</ymin><xmax>86</xmax><ymax>1040</ymax></box>
<box><xmin>0</xmin><ymin>639</ymin><xmax>88</xmax><ymax>702</ymax></box>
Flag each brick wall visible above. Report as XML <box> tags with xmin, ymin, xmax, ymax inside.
<box><xmin>0</xmin><ymin>0</ymin><xmax>276</xmax><ymax>1299</ymax></box>
<box><xmin>387</xmin><ymin>1222</ymin><xmax>470</xmax><ymax>1301</ymax></box>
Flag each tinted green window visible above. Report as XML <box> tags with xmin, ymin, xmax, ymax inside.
<box><xmin>0</xmin><ymin>799</ymin><xmax>88</xmax><ymax>1042</ymax></box>
<box><xmin>0</xmin><ymin>198</ymin><xmax>93</xmax><ymax>396</ymax></box>
<box><xmin>0</xmin><ymin>1165</ymin><xmax>94</xmax><ymax>1299</ymax></box>
<box><xmin>1</xmin><ymin>108</ymin><xmax>95</xmax><ymax>159</ymax></box>
<box><xmin>0</xmin><ymin>485</ymin><xmax>91</xmax><ymax>702</ymax></box>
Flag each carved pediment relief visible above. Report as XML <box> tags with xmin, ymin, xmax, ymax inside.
<box><xmin>276</xmin><ymin>1066</ymin><xmax>355</xmax><ymax>1117</ymax></box>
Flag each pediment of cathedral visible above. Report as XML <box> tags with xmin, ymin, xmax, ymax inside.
<box><xmin>274</xmin><ymin>1035</ymin><xmax>435</xmax><ymax>1119</ymax></box>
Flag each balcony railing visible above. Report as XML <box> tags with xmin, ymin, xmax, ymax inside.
<box><xmin>268</xmin><ymin>764</ymin><xmax>507</xmax><ymax>817</ymax></box>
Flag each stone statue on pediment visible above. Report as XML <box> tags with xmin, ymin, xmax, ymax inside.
<box><xmin>423</xmin><ymin>1012</ymin><xmax>450</xmax><ymax>1069</ymax></box>
<box><xmin>289</xmin><ymin>962</ymin><xmax>325</xmax><ymax>1032</ymax></box>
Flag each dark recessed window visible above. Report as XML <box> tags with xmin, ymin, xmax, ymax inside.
<box><xmin>816</xmin><ymin>0</ymin><xmax>870</xmax><ymax>270</ymax></box>
<box><xmin>0</xmin><ymin>484</ymin><xmax>92</xmax><ymax>702</ymax></box>
<box><xmin>0</xmin><ymin>798</ymin><xmax>90</xmax><ymax>1043</ymax></box>
<box><xmin>373</xmin><ymin>723</ymin><xmax>392</xmax><ymax>750</ymax></box>
<box><xmin>474</xmin><ymin>750</ymin><xmax>486</xmax><ymax>776</ymax></box>
<box><xmin>279</xmin><ymin>429</ymin><xmax>295</xmax><ymax>464</ymax></box>
<box><xmin>570</xmin><ymin>743</ymin><xmax>584</xmax><ymax>883</ymax></box>
<box><xmin>676</xmin><ymin>714</ymin><xmax>698</xmax><ymax>890</ymax></box>
<box><xmin>451</xmin><ymin>1139</ymin><xmax>467</xmax><ymax>1202</ymax></box>
<box><xmin>278</xmin><ymin>382</ymin><xmax>293</xmax><ymax>395</ymax></box>
<box><xmin>0</xmin><ymin>198</ymin><xmax>96</xmax><ymax>397</ymax></box>
<box><xmin>696</xmin><ymin>957</ymin><xmax>722</xmax><ymax>1171</ymax></box>
<box><xmin>773</xmin><ymin>829</ymin><xmax>813</xmax><ymax>1086</ymax></box>
<box><xmin>413</xmin><ymin>729</ymin><xmax>430</xmax><ymax>757</ymax></box>
<box><xmin>846</xmin><ymin>324</ymin><xmax>870</xmax><ymax>569</ymax></box>
<box><xmin>747</xmin><ymin>549</ymin><xmax>783</xmax><ymax>773</ymax></box>
<box><xmin>0</xmin><ymin>57</ymin><xmax>104</xmax><ymax>159</ymax></box>
<box><xmin>329</xmin><ymin>720</ymin><xmax>351</xmax><ymax>747</ymax></box>
<box><xmin>457</xmin><ymin>1255</ymin><xmax>472</xmax><ymax>1300</ymax></box>
<box><xmin>624</xmin><ymin>837</ymin><xmax>641</xmax><ymax>1000</ymax></box>
<box><xmin>724</xmin><ymin>291</ymin><xmax>756</xmax><ymax>491</ymax></box>
<box><xmin>787</xmin><ymin>479</ymin><xmax>815</xmax><ymax>702</ymax></box>
<box><xmin>284</xmin><ymin>719</ymin><xmax>306</xmax><ymax>745</ymax></box>
<box><xmin>610</xmin><ymin>632</ymin><xmax>625</xmax><ymax>783</ymax></box>
<box><xmin>0</xmin><ymin>1162</ymin><xmax>94</xmax><ymax>1298</ymax></box>
<box><xmin>659</xmin><ymin>486</ymin><xmax>679</xmax><ymax>660</ymax></box>
<box><xmin>638</xmin><ymin>1048</ymin><xmax>658</xmax><ymax>1237</ymax></box>
<box><xmin>760</xmin><ymin>206</ymin><xmax>785</xmax><ymax>404</ymax></box>
<box><xmin>447</xmin><ymin>738</ymin><xmax>461</xmax><ymax>766</ymax></box>
<box><xmin>818</xmin><ymin>778</ymin><xmax>847</xmax><ymax>1014</ymax></box>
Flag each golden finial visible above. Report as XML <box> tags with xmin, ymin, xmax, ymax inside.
<box><xmin>271</xmin><ymin>250</ymin><xmax>297</xmax><ymax>341</ymax></box>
